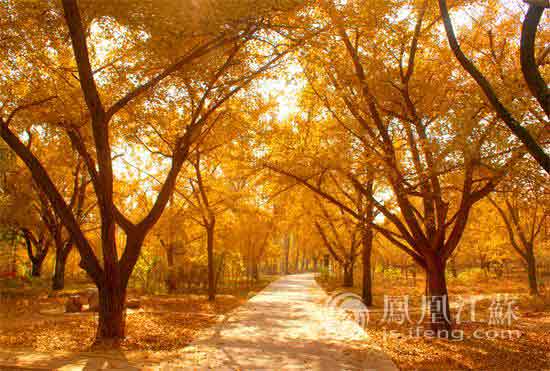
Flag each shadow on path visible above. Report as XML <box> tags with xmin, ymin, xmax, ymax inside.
<box><xmin>0</xmin><ymin>274</ymin><xmax>396</xmax><ymax>370</ymax></box>
<box><xmin>167</xmin><ymin>273</ymin><xmax>397</xmax><ymax>370</ymax></box>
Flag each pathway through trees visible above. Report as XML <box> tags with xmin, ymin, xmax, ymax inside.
<box><xmin>0</xmin><ymin>274</ymin><xmax>396</xmax><ymax>370</ymax></box>
<box><xmin>170</xmin><ymin>273</ymin><xmax>396</xmax><ymax>370</ymax></box>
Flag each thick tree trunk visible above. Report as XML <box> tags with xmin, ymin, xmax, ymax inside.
<box><xmin>52</xmin><ymin>248</ymin><xmax>69</xmax><ymax>290</ymax></box>
<box><xmin>526</xmin><ymin>249</ymin><xmax>539</xmax><ymax>296</ymax></box>
<box><xmin>343</xmin><ymin>263</ymin><xmax>354</xmax><ymax>287</ymax></box>
<box><xmin>96</xmin><ymin>283</ymin><xmax>126</xmax><ymax>341</ymax></box>
<box><xmin>206</xmin><ymin>224</ymin><xmax>215</xmax><ymax>301</ymax></box>
<box><xmin>425</xmin><ymin>254</ymin><xmax>452</xmax><ymax>336</ymax></box>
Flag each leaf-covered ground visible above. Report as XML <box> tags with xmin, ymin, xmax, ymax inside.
<box><xmin>318</xmin><ymin>277</ymin><xmax>550</xmax><ymax>370</ymax></box>
<box><xmin>0</xmin><ymin>295</ymin><xmax>242</xmax><ymax>353</ymax></box>
<box><xmin>0</xmin><ymin>278</ymin><xmax>276</xmax><ymax>356</ymax></box>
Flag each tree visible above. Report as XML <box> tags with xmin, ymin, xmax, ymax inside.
<box><xmin>263</xmin><ymin>123</ymin><xmax>378</xmax><ymax>302</ymax></box>
<box><xmin>314</xmin><ymin>200</ymin><xmax>362</xmax><ymax>287</ymax></box>
<box><xmin>263</xmin><ymin>0</ymin><xmax>526</xmax><ymax>335</ymax></box>
<box><xmin>0</xmin><ymin>173</ymin><xmax>50</xmax><ymax>277</ymax></box>
<box><xmin>438</xmin><ymin>0</ymin><xmax>550</xmax><ymax>173</ymax></box>
<box><xmin>489</xmin><ymin>165</ymin><xmax>549</xmax><ymax>295</ymax></box>
<box><xmin>0</xmin><ymin>0</ymin><xmax>301</xmax><ymax>341</ymax></box>
<box><xmin>47</xmin><ymin>160</ymin><xmax>90</xmax><ymax>290</ymax></box>
<box><xmin>21</xmin><ymin>228</ymin><xmax>50</xmax><ymax>277</ymax></box>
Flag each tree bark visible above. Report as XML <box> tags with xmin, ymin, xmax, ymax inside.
<box><xmin>206</xmin><ymin>223</ymin><xmax>215</xmax><ymax>301</ymax></box>
<box><xmin>31</xmin><ymin>259</ymin><xmax>43</xmax><ymax>277</ymax></box>
<box><xmin>343</xmin><ymin>263</ymin><xmax>354</xmax><ymax>287</ymax></box>
<box><xmin>362</xmin><ymin>229</ymin><xmax>373</xmax><ymax>305</ymax></box>
<box><xmin>526</xmin><ymin>248</ymin><xmax>539</xmax><ymax>296</ymax></box>
<box><xmin>284</xmin><ymin>235</ymin><xmax>290</xmax><ymax>274</ymax></box>
<box><xmin>438</xmin><ymin>0</ymin><xmax>550</xmax><ymax>174</ymax></box>
<box><xmin>425</xmin><ymin>253</ymin><xmax>453</xmax><ymax>335</ymax></box>
<box><xmin>362</xmin><ymin>178</ymin><xmax>374</xmax><ymax>306</ymax></box>
<box><xmin>520</xmin><ymin>4</ymin><xmax>549</xmax><ymax>117</ymax></box>
<box><xmin>166</xmin><ymin>244</ymin><xmax>175</xmax><ymax>267</ymax></box>
<box><xmin>96</xmin><ymin>283</ymin><xmax>126</xmax><ymax>341</ymax></box>
<box><xmin>251</xmin><ymin>253</ymin><xmax>259</xmax><ymax>281</ymax></box>
<box><xmin>52</xmin><ymin>247</ymin><xmax>70</xmax><ymax>290</ymax></box>
<box><xmin>22</xmin><ymin>229</ymin><xmax>48</xmax><ymax>278</ymax></box>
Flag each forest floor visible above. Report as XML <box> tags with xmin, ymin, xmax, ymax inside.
<box><xmin>318</xmin><ymin>274</ymin><xmax>550</xmax><ymax>370</ymax></box>
<box><xmin>0</xmin><ymin>277</ymin><xmax>275</xmax><ymax>359</ymax></box>
<box><xmin>2</xmin><ymin>273</ymin><xmax>549</xmax><ymax>370</ymax></box>
<box><xmin>0</xmin><ymin>273</ymin><xmax>396</xmax><ymax>370</ymax></box>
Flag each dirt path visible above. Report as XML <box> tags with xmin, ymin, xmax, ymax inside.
<box><xmin>0</xmin><ymin>274</ymin><xmax>396</xmax><ymax>370</ymax></box>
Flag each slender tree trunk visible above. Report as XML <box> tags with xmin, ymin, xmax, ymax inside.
<box><xmin>52</xmin><ymin>248</ymin><xmax>70</xmax><ymax>290</ymax></box>
<box><xmin>425</xmin><ymin>253</ymin><xmax>452</xmax><ymax>335</ymax></box>
<box><xmin>167</xmin><ymin>245</ymin><xmax>175</xmax><ymax>267</ymax></box>
<box><xmin>206</xmin><ymin>223</ymin><xmax>215</xmax><ymax>301</ymax></box>
<box><xmin>284</xmin><ymin>236</ymin><xmax>290</xmax><ymax>275</ymax></box>
<box><xmin>362</xmin><ymin>178</ymin><xmax>374</xmax><ymax>305</ymax></box>
<box><xmin>526</xmin><ymin>248</ymin><xmax>539</xmax><ymax>296</ymax></box>
<box><xmin>343</xmin><ymin>263</ymin><xmax>354</xmax><ymax>287</ymax></box>
<box><xmin>96</xmin><ymin>283</ymin><xmax>126</xmax><ymax>341</ymax></box>
<box><xmin>362</xmin><ymin>228</ymin><xmax>373</xmax><ymax>306</ymax></box>
<box><xmin>251</xmin><ymin>253</ymin><xmax>259</xmax><ymax>281</ymax></box>
<box><xmin>294</xmin><ymin>248</ymin><xmax>300</xmax><ymax>273</ymax></box>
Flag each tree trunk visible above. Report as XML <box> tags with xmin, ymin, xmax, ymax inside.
<box><xmin>206</xmin><ymin>223</ymin><xmax>215</xmax><ymax>301</ymax></box>
<box><xmin>362</xmin><ymin>178</ymin><xmax>374</xmax><ymax>305</ymax></box>
<box><xmin>251</xmin><ymin>254</ymin><xmax>259</xmax><ymax>281</ymax></box>
<box><xmin>526</xmin><ymin>248</ymin><xmax>539</xmax><ymax>296</ymax></box>
<box><xmin>425</xmin><ymin>254</ymin><xmax>452</xmax><ymax>336</ymax></box>
<box><xmin>362</xmin><ymin>229</ymin><xmax>373</xmax><ymax>306</ymax></box>
<box><xmin>96</xmin><ymin>283</ymin><xmax>126</xmax><ymax>341</ymax></box>
<box><xmin>52</xmin><ymin>248</ymin><xmax>69</xmax><ymax>290</ymax></box>
<box><xmin>31</xmin><ymin>259</ymin><xmax>43</xmax><ymax>277</ymax></box>
<box><xmin>295</xmin><ymin>247</ymin><xmax>301</xmax><ymax>273</ymax></box>
<box><xmin>343</xmin><ymin>263</ymin><xmax>354</xmax><ymax>287</ymax></box>
<box><xmin>166</xmin><ymin>244</ymin><xmax>175</xmax><ymax>267</ymax></box>
<box><xmin>283</xmin><ymin>236</ymin><xmax>290</xmax><ymax>275</ymax></box>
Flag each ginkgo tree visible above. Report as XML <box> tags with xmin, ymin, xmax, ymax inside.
<box><xmin>439</xmin><ymin>0</ymin><xmax>549</xmax><ymax>173</ymax></box>
<box><xmin>0</xmin><ymin>0</ymin><xmax>304</xmax><ymax>341</ymax></box>
<box><xmin>261</xmin><ymin>0</ymin><xmax>534</xmax><ymax>336</ymax></box>
<box><xmin>489</xmin><ymin>161</ymin><xmax>549</xmax><ymax>295</ymax></box>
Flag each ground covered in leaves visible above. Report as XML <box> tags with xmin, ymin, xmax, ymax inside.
<box><xmin>318</xmin><ymin>276</ymin><xmax>550</xmax><ymax>370</ymax></box>
<box><xmin>0</xmin><ymin>280</ymin><xmax>273</xmax><ymax>355</ymax></box>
